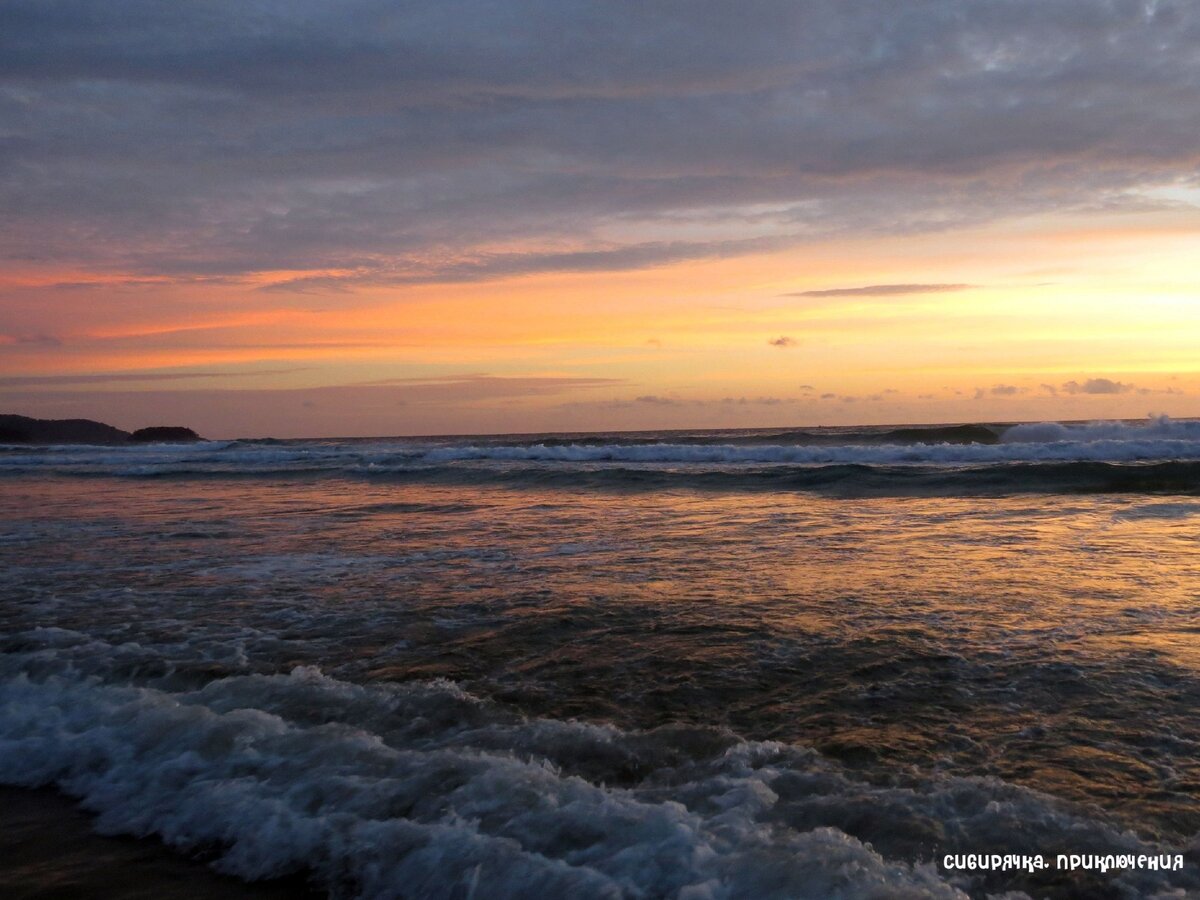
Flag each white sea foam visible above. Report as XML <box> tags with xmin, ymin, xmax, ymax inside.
<box><xmin>2</xmin><ymin>419</ymin><xmax>1199</xmax><ymax>476</ymax></box>
<box><xmin>999</xmin><ymin>416</ymin><xmax>1200</xmax><ymax>444</ymax></box>
<box><xmin>0</xmin><ymin>646</ymin><xmax>1194</xmax><ymax>899</ymax></box>
<box><xmin>418</xmin><ymin>438</ymin><xmax>1200</xmax><ymax>465</ymax></box>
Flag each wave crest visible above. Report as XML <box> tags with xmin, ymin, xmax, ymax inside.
<box><xmin>1</xmin><ymin>649</ymin><xmax>1195</xmax><ymax>899</ymax></box>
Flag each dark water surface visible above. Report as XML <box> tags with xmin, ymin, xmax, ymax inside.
<box><xmin>2</xmin><ymin>423</ymin><xmax>1199</xmax><ymax>897</ymax></box>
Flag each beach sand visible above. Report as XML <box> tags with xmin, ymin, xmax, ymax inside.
<box><xmin>0</xmin><ymin>787</ymin><xmax>319</xmax><ymax>899</ymax></box>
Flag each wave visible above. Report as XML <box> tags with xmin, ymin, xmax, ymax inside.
<box><xmin>337</xmin><ymin>460</ymin><xmax>1200</xmax><ymax>497</ymax></box>
<box><xmin>1</xmin><ymin>638</ymin><xmax>1194</xmax><ymax>899</ymax></box>
<box><xmin>6</xmin><ymin>457</ymin><xmax>1200</xmax><ymax>496</ymax></box>
<box><xmin>3</xmin><ymin>419</ymin><xmax>1200</xmax><ymax>495</ymax></box>
<box><xmin>417</xmin><ymin>439</ymin><xmax>1200</xmax><ymax>465</ymax></box>
<box><xmin>1000</xmin><ymin>416</ymin><xmax>1200</xmax><ymax>444</ymax></box>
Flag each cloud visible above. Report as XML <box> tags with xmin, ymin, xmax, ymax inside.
<box><xmin>768</xmin><ymin>335</ymin><xmax>798</xmax><ymax>347</ymax></box>
<box><xmin>813</xmin><ymin>392</ymin><xmax>862</xmax><ymax>403</ymax></box>
<box><xmin>565</xmin><ymin>393</ymin><xmax>807</xmax><ymax>413</ymax></box>
<box><xmin>990</xmin><ymin>384</ymin><xmax>1021</xmax><ymax>396</ymax></box>
<box><xmin>786</xmin><ymin>284</ymin><xmax>973</xmax><ymax>299</ymax></box>
<box><xmin>718</xmin><ymin>396</ymin><xmax>793</xmax><ymax>406</ymax></box>
<box><xmin>1061</xmin><ymin>378</ymin><xmax>1133</xmax><ymax>395</ymax></box>
<box><xmin>3</xmin><ymin>1</ymin><xmax>1200</xmax><ymax>284</ymax></box>
<box><xmin>257</xmin><ymin>236</ymin><xmax>796</xmax><ymax>289</ymax></box>
<box><xmin>634</xmin><ymin>394</ymin><xmax>683</xmax><ymax>406</ymax></box>
<box><xmin>0</xmin><ymin>333</ymin><xmax>63</xmax><ymax>347</ymax></box>
<box><xmin>355</xmin><ymin>374</ymin><xmax>623</xmax><ymax>401</ymax></box>
<box><xmin>0</xmin><ymin>368</ymin><xmax>306</xmax><ymax>387</ymax></box>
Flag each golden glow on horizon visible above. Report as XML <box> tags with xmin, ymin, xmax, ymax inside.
<box><xmin>3</xmin><ymin>208</ymin><xmax>1199</xmax><ymax>435</ymax></box>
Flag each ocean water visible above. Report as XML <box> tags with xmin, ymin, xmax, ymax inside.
<box><xmin>2</xmin><ymin>418</ymin><xmax>1199</xmax><ymax>898</ymax></box>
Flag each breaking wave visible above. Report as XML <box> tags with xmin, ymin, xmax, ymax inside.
<box><xmin>2</xmin><ymin>418</ymin><xmax>1199</xmax><ymax>496</ymax></box>
<box><xmin>1</xmin><ymin>633</ymin><xmax>1194</xmax><ymax>899</ymax></box>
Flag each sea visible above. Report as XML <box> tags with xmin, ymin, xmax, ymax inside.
<box><xmin>2</xmin><ymin>417</ymin><xmax>1199</xmax><ymax>899</ymax></box>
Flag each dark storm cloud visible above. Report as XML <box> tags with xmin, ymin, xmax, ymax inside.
<box><xmin>4</xmin><ymin>1</ymin><xmax>1200</xmax><ymax>281</ymax></box>
<box><xmin>788</xmin><ymin>284</ymin><xmax>974</xmax><ymax>298</ymax></box>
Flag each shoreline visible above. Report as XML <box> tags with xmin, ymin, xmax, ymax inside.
<box><xmin>0</xmin><ymin>786</ymin><xmax>321</xmax><ymax>900</ymax></box>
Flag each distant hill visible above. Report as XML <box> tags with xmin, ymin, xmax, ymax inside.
<box><xmin>129</xmin><ymin>426</ymin><xmax>202</xmax><ymax>443</ymax></box>
<box><xmin>0</xmin><ymin>415</ymin><xmax>201</xmax><ymax>444</ymax></box>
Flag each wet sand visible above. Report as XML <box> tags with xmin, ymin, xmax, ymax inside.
<box><xmin>0</xmin><ymin>787</ymin><xmax>320</xmax><ymax>899</ymax></box>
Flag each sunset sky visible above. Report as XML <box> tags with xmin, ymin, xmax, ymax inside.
<box><xmin>2</xmin><ymin>1</ymin><xmax>1199</xmax><ymax>437</ymax></box>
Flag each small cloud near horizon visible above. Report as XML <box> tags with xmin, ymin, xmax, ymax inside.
<box><xmin>1062</xmin><ymin>378</ymin><xmax>1133</xmax><ymax>395</ymax></box>
<box><xmin>768</xmin><ymin>336</ymin><xmax>798</xmax><ymax>347</ymax></box>
<box><xmin>635</xmin><ymin>394</ymin><xmax>684</xmax><ymax>406</ymax></box>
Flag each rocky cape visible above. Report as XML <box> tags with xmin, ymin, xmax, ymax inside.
<box><xmin>0</xmin><ymin>415</ymin><xmax>202</xmax><ymax>444</ymax></box>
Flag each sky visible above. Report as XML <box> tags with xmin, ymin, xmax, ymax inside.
<box><xmin>2</xmin><ymin>0</ymin><xmax>1199</xmax><ymax>438</ymax></box>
